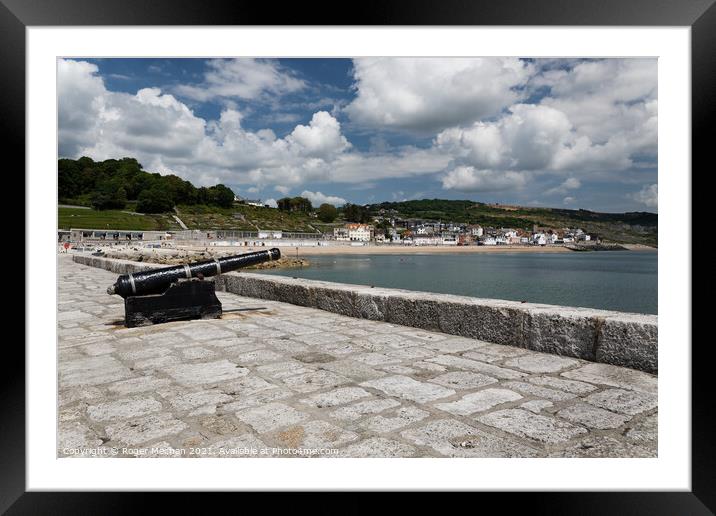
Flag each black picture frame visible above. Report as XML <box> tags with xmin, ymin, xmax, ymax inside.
<box><xmin>6</xmin><ymin>0</ymin><xmax>709</xmax><ymax>512</ymax></box>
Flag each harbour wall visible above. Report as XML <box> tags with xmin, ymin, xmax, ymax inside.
<box><xmin>73</xmin><ymin>254</ymin><xmax>658</xmax><ymax>374</ymax></box>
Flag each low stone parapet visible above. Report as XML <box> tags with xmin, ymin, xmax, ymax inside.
<box><xmin>73</xmin><ymin>254</ymin><xmax>657</xmax><ymax>374</ymax></box>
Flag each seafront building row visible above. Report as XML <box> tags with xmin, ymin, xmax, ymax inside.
<box><xmin>60</xmin><ymin>222</ymin><xmax>594</xmax><ymax>248</ymax></box>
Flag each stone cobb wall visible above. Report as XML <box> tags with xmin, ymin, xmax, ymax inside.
<box><xmin>74</xmin><ymin>254</ymin><xmax>657</xmax><ymax>373</ymax></box>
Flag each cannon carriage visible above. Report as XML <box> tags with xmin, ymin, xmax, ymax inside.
<box><xmin>107</xmin><ymin>248</ymin><xmax>280</xmax><ymax>327</ymax></box>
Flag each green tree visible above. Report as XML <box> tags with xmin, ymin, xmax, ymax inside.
<box><xmin>343</xmin><ymin>203</ymin><xmax>358</xmax><ymax>222</ymax></box>
<box><xmin>343</xmin><ymin>203</ymin><xmax>370</xmax><ymax>223</ymax></box>
<box><xmin>90</xmin><ymin>180</ymin><xmax>127</xmax><ymax>210</ymax></box>
<box><xmin>114</xmin><ymin>187</ymin><xmax>128</xmax><ymax>208</ymax></box>
<box><xmin>210</xmin><ymin>184</ymin><xmax>236</xmax><ymax>208</ymax></box>
<box><xmin>160</xmin><ymin>174</ymin><xmax>198</xmax><ymax>205</ymax></box>
<box><xmin>197</xmin><ymin>187</ymin><xmax>210</xmax><ymax>205</ymax></box>
<box><xmin>277</xmin><ymin>197</ymin><xmax>291</xmax><ymax>211</ymax></box>
<box><xmin>317</xmin><ymin>203</ymin><xmax>338</xmax><ymax>222</ymax></box>
<box><xmin>376</xmin><ymin>218</ymin><xmax>391</xmax><ymax>237</ymax></box>
<box><xmin>277</xmin><ymin>196</ymin><xmax>312</xmax><ymax>213</ymax></box>
<box><xmin>194</xmin><ymin>184</ymin><xmax>235</xmax><ymax>208</ymax></box>
<box><xmin>136</xmin><ymin>187</ymin><xmax>174</xmax><ymax>213</ymax></box>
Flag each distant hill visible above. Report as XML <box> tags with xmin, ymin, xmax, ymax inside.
<box><xmin>367</xmin><ymin>199</ymin><xmax>657</xmax><ymax>245</ymax></box>
<box><xmin>58</xmin><ymin>158</ymin><xmax>656</xmax><ymax>244</ymax></box>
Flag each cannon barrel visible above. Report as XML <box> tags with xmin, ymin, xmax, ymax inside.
<box><xmin>107</xmin><ymin>248</ymin><xmax>281</xmax><ymax>298</ymax></box>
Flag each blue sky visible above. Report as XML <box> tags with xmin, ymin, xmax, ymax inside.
<box><xmin>58</xmin><ymin>57</ymin><xmax>658</xmax><ymax>212</ymax></box>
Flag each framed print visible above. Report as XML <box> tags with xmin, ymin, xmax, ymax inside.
<box><xmin>6</xmin><ymin>0</ymin><xmax>711</xmax><ymax>511</ymax></box>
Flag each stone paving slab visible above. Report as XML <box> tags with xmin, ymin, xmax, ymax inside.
<box><xmin>57</xmin><ymin>255</ymin><xmax>657</xmax><ymax>458</ymax></box>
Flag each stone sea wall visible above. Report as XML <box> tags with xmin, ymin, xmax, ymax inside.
<box><xmin>73</xmin><ymin>254</ymin><xmax>657</xmax><ymax>374</ymax></box>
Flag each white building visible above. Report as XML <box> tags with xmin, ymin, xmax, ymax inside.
<box><xmin>533</xmin><ymin>233</ymin><xmax>547</xmax><ymax>245</ymax></box>
<box><xmin>347</xmin><ymin>224</ymin><xmax>374</xmax><ymax>242</ymax></box>
<box><xmin>413</xmin><ymin>236</ymin><xmax>439</xmax><ymax>246</ymax></box>
<box><xmin>333</xmin><ymin>227</ymin><xmax>350</xmax><ymax>241</ymax></box>
<box><xmin>258</xmin><ymin>230</ymin><xmax>282</xmax><ymax>239</ymax></box>
<box><xmin>470</xmin><ymin>225</ymin><xmax>484</xmax><ymax>237</ymax></box>
<box><xmin>235</xmin><ymin>196</ymin><xmax>264</xmax><ymax>207</ymax></box>
<box><xmin>481</xmin><ymin>236</ymin><xmax>497</xmax><ymax>246</ymax></box>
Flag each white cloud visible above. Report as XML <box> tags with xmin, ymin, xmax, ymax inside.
<box><xmin>345</xmin><ymin>57</ymin><xmax>533</xmax><ymax>133</ymax></box>
<box><xmin>58</xmin><ymin>59</ymin><xmax>351</xmax><ymax>189</ymax></box>
<box><xmin>562</xmin><ymin>177</ymin><xmax>581</xmax><ymax>189</ymax></box>
<box><xmin>300</xmin><ymin>190</ymin><xmax>347</xmax><ymax>207</ymax></box>
<box><xmin>436</xmin><ymin>104</ymin><xmax>573</xmax><ymax>171</ymax></box>
<box><xmin>563</xmin><ymin>196</ymin><xmax>576</xmax><ymax>205</ymax></box>
<box><xmin>441</xmin><ymin>166</ymin><xmax>529</xmax><ymax>193</ymax></box>
<box><xmin>287</xmin><ymin>111</ymin><xmax>350</xmax><ymax>159</ymax></box>
<box><xmin>58</xmin><ymin>58</ymin><xmax>657</xmax><ymax>210</ymax></box>
<box><xmin>436</xmin><ymin>103</ymin><xmax>638</xmax><ymax>176</ymax></box>
<box><xmin>59</xmin><ymin>59</ymin><xmax>450</xmax><ymax>191</ymax></box>
<box><xmin>546</xmin><ymin>177</ymin><xmax>581</xmax><ymax>196</ymax></box>
<box><xmin>433</xmin><ymin>58</ymin><xmax>656</xmax><ymax>194</ymax></box>
<box><xmin>58</xmin><ymin>59</ymin><xmax>108</xmax><ymax>156</ymax></box>
<box><xmin>174</xmin><ymin>58</ymin><xmax>305</xmax><ymax>102</ymax></box>
<box><xmin>537</xmin><ymin>59</ymin><xmax>657</xmax><ymax>155</ymax></box>
<box><xmin>631</xmin><ymin>184</ymin><xmax>658</xmax><ymax>209</ymax></box>
<box><xmin>328</xmin><ymin>147</ymin><xmax>451</xmax><ymax>184</ymax></box>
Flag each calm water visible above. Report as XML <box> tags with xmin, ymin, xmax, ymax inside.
<box><xmin>257</xmin><ymin>251</ymin><xmax>658</xmax><ymax>314</ymax></box>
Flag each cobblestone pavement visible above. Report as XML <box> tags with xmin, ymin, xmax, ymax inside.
<box><xmin>58</xmin><ymin>255</ymin><xmax>657</xmax><ymax>458</ymax></box>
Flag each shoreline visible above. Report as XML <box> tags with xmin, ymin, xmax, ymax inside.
<box><xmin>621</xmin><ymin>244</ymin><xmax>658</xmax><ymax>252</ymax></box>
<box><xmin>186</xmin><ymin>244</ymin><xmax>655</xmax><ymax>256</ymax></box>
<box><xmin>77</xmin><ymin>241</ymin><xmax>657</xmax><ymax>260</ymax></box>
<box><xmin>186</xmin><ymin>244</ymin><xmax>572</xmax><ymax>256</ymax></box>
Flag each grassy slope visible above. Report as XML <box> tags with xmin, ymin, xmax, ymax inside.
<box><xmin>369</xmin><ymin>200</ymin><xmax>657</xmax><ymax>245</ymax></box>
<box><xmin>58</xmin><ymin>204</ymin><xmax>320</xmax><ymax>233</ymax></box>
<box><xmin>511</xmin><ymin>208</ymin><xmax>657</xmax><ymax>245</ymax></box>
<box><xmin>175</xmin><ymin>204</ymin><xmax>319</xmax><ymax>232</ymax></box>
<box><xmin>58</xmin><ymin>207</ymin><xmax>181</xmax><ymax>231</ymax></box>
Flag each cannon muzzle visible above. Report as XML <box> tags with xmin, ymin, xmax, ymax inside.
<box><xmin>107</xmin><ymin>248</ymin><xmax>280</xmax><ymax>298</ymax></box>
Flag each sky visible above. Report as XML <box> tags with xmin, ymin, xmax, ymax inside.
<box><xmin>58</xmin><ymin>57</ymin><xmax>658</xmax><ymax>213</ymax></box>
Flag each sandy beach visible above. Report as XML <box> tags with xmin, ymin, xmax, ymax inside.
<box><xmin>193</xmin><ymin>244</ymin><xmax>575</xmax><ymax>256</ymax></box>
<box><xmin>81</xmin><ymin>242</ymin><xmax>657</xmax><ymax>264</ymax></box>
<box><xmin>187</xmin><ymin>243</ymin><xmax>656</xmax><ymax>256</ymax></box>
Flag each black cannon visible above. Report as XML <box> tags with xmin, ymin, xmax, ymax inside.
<box><xmin>107</xmin><ymin>248</ymin><xmax>280</xmax><ymax>327</ymax></box>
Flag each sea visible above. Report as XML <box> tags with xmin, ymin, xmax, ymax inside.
<box><xmin>255</xmin><ymin>250</ymin><xmax>657</xmax><ymax>314</ymax></box>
